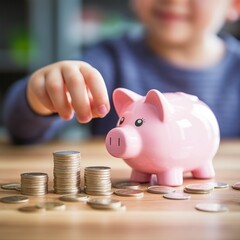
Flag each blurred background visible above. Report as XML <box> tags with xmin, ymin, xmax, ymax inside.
<box><xmin>0</xmin><ymin>0</ymin><xmax>240</xmax><ymax>139</ymax></box>
<box><xmin>0</xmin><ymin>0</ymin><xmax>137</xmax><ymax>139</ymax></box>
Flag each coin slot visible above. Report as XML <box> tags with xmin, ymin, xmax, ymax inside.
<box><xmin>118</xmin><ymin>138</ymin><xmax>120</xmax><ymax>146</ymax></box>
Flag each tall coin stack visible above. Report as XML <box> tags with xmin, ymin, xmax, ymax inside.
<box><xmin>84</xmin><ymin>166</ymin><xmax>112</xmax><ymax>196</ymax></box>
<box><xmin>21</xmin><ymin>172</ymin><xmax>48</xmax><ymax>196</ymax></box>
<box><xmin>53</xmin><ymin>150</ymin><xmax>81</xmax><ymax>194</ymax></box>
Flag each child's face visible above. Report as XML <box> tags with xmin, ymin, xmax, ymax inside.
<box><xmin>132</xmin><ymin>0</ymin><xmax>236</xmax><ymax>45</ymax></box>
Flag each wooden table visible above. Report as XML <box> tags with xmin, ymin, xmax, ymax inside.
<box><xmin>0</xmin><ymin>138</ymin><xmax>240</xmax><ymax>240</ymax></box>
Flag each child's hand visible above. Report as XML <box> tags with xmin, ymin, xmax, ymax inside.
<box><xmin>27</xmin><ymin>61</ymin><xmax>110</xmax><ymax>123</ymax></box>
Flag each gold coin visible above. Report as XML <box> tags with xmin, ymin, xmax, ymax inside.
<box><xmin>0</xmin><ymin>195</ymin><xmax>29</xmax><ymax>203</ymax></box>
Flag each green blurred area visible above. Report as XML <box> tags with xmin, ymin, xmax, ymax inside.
<box><xmin>8</xmin><ymin>27</ymin><xmax>37</xmax><ymax>68</ymax></box>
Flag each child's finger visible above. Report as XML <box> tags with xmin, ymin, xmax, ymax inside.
<box><xmin>45</xmin><ymin>70</ymin><xmax>73</xmax><ymax>120</ymax></box>
<box><xmin>27</xmin><ymin>74</ymin><xmax>56</xmax><ymax>114</ymax></box>
<box><xmin>62</xmin><ymin>64</ymin><xmax>92</xmax><ymax>123</ymax></box>
<box><xmin>79</xmin><ymin>62</ymin><xmax>110</xmax><ymax>117</ymax></box>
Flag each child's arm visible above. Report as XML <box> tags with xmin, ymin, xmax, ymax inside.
<box><xmin>3</xmin><ymin>61</ymin><xmax>110</xmax><ymax>144</ymax></box>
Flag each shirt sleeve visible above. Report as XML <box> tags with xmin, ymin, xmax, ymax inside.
<box><xmin>3</xmin><ymin>78</ymin><xmax>66</xmax><ymax>144</ymax></box>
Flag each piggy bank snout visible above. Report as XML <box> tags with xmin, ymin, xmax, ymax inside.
<box><xmin>105</xmin><ymin>127</ymin><xmax>142</xmax><ymax>159</ymax></box>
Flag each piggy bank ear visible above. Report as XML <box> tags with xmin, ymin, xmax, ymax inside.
<box><xmin>144</xmin><ymin>89</ymin><xmax>171</xmax><ymax>122</ymax></box>
<box><xmin>113</xmin><ymin>88</ymin><xmax>142</xmax><ymax>116</ymax></box>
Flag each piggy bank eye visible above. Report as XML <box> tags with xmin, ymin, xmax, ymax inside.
<box><xmin>118</xmin><ymin>117</ymin><xmax>125</xmax><ymax>125</ymax></box>
<box><xmin>135</xmin><ymin>118</ymin><xmax>144</xmax><ymax>127</ymax></box>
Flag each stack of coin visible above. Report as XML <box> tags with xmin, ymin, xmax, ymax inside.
<box><xmin>84</xmin><ymin>166</ymin><xmax>112</xmax><ymax>195</ymax></box>
<box><xmin>184</xmin><ymin>183</ymin><xmax>214</xmax><ymax>194</ymax></box>
<box><xmin>21</xmin><ymin>172</ymin><xmax>48</xmax><ymax>196</ymax></box>
<box><xmin>53</xmin><ymin>150</ymin><xmax>81</xmax><ymax>194</ymax></box>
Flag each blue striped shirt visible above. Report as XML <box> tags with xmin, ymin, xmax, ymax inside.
<box><xmin>3</xmin><ymin>33</ymin><xmax>240</xmax><ymax>144</ymax></box>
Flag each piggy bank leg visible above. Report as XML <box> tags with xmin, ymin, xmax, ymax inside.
<box><xmin>156</xmin><ymin>169</ymin><xmax>183</xmax><ymax>186</ymax></box>
<box><xmin>192</xmin><ymin>163</ymin><xmax>215</xmax><ymax>179</ymax></box>
<box><xmin>131</xmin><ymin>170</ymin><xmax>151</xmax><ymax>183</ymax></box>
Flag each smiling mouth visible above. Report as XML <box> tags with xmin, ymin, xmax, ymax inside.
<box><xmin>152</xmin><ymin>8</ymin><xmax>188</xmax><ymax>22</ymax></box>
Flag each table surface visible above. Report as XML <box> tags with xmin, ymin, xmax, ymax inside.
<box><xmin>0</xmin><ymin>138</ymin><xmax>240</xmax><ymax>240</ymax></box>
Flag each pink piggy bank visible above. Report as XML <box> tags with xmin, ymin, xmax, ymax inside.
<box><xmin>105</xmin><ymin>88</ymin><xmax>220</xmax><ymax>186</ymax></box>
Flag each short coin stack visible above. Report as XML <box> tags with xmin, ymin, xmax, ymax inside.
<box><xmin>84</xmin><ymin>166</ymin><xmax>112</xmax><ymax>195</ymax></box>
<box><xmin>184</xmin><ymin>183</ymin><xmax>214</xmax><ymax>194</ymax></box>
<box><xmin>53</xmin><ymin>150</ymin><xmax>81</xmax><ymax>194</ymax></box>
<box><xmin>21</xmin><ymin>172</ymin><xmax>48</xmax><ymax>196</ymax></box>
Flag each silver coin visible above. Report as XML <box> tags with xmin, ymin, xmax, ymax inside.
<box><xmin>85</xmin><ymin>190</ymin><xmax>113</xmax><ymax>196</ymax></box>
<box><xmin>184</xmin><ymin>189</ymin><xmax>211</xmax><ymax>194</ymax></box>
<box><xmin>232</xmin><ymin>182</ymin><xmax>240</xmax><ymax>190</ymax></box>
<box><xmin>114</xmin><ymin>189</ymin><xmax>144</xmax><ymax>197</ymax></box>
<box><xmin>54</xmin><ymin>190</ymin><xmax>79</xmax><ymax>194</ymax></box>
<box><xmin>21</xmin><ymin>172</ymin><xmax>48</xmax><ymax>178</ymax></box>
<box><xmin>87</xmin><ymin>198</ymin><xmax>122</xmax><ymax>209</ymax></box>
<box><xmin>147</xmin><ymin>185</ymin><xmax>176</xmax><ymax>194</ymax></box>
<box><xmin>185</xmin><ymin>183</ymin><xmax>214</xmax><ymax>193</ymax></box>
<box><xmin>1</xmin><ymin>183</ymin><xmax>21</xmax><ymax>191</ymax></box>
<box><xmin>0</xmin><ymin>195</ymin><xmax>29</xmax><ymax>203</ymax></box>
<box><xmin>53</xmin><ymin>150</ymin><xmax>80</xmax><ymax>156</ymax></box>
<box><xmin>195</xmin><ymin>203</ymin><xmax>228</xmax><ymax>212</ymax></box>
<box><xmin>36</xmin><ymin>202</ymin><xmax>65</xmax><ymax>210</ymax></box>
<box><xmin>85</xmin><ymin>166</ymin><xmax>111</xmax><ymax>172</ymax></box>
<box><xmin>18</xmin><ymin>206</ymin><xmax>46</xmax><ymax>213</ymax></box>
<box><xmin>208</xmin><ymin>182</ymin><xmax>229</xmax><ymax>189</ymax></box>
<box><xmin>163</xmin><ymin>192</ymin><xmax>191</xmax><ymax>200</ymax></box>
<box><xmin>84</xmin><ymin>165</ymin><xmax>112</xmax><ymax>196</ymax></box>
<box><xmin>113</xmin><ymin>181</ymin><xmax>140</xmax><ymax>190</ymax></box>
<box><xmin>53</xmin><ymin>150</ymin><xmax>81</xmax><ymax>195</ymax></box>
<box><xmin>59</xmin><ymin>193</ymin><xmax>89</xmax><ymax>202</ymax></box>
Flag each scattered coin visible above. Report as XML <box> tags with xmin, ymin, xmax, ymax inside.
<box><xmin>1</xmin><ymin>183</ymin><xmax>21</xmax><ymax>191</ymax></box>
<box><xmin>53</xmin><ymin>150</ymin><xmax>81</xmax><ymax>194</ymax></box>
<box><xmin>21</xmin><ymin>172</ymin><xmax>48</xmax><ymax>196</ymax></box>
<box><xmin>36</xmin><ymin>201</ymin><xmax>65</xmax><ymax>210</ymax></box>
<box><xmin>208</xmin><ymin>182</ymin><xmax>229</xmax><ymax>189</ymax></box>
<box><xmin>87</xmin><ymin>198</ymin><xmax>122</xmax><ymax>210</ymax></box>
<box><xmin>113</xmin><ymin>181</ymin><xmax>140</xmax><ymax>190</ymax></box>
<box><xmin>232</xmin><ymin>182</ymin><xmax>240</xmax><ymax>190</ymax></box>
<box><xmin>0</xmin><ymin>195</ymin><xmax>29</xmax><ymax>204</ymax></box>
<box><xmin>59</xmin><ymin>193</ymin><xmax>89</xmax><ymax>202</ymax></box>
<box><xmin>84</xmin><ymin>166</ymin><xmax>112</xmax><ymax>196</ymax></box>
<box><xmin>18</xmin><ymin>206</ymin><xmax>46</xmax><ymax>213</ymax></box>
<box><xmin>163</xmin><ymin>192</ymin><xmax>191</xmax><ymax>200</ymax></box>
<box><xmin>114</xmin><ymin>189</ymin><xmax>144</xmax><ymax>198</ymax></box>
<box><xmin>184</xmin><ymin>183</ymin><xmax>214</xmax><ymax>194</ymax></box>
<box><xmin>147</xmin><ymin>185</ymin><xmax>176</xmax><ymax>194</ymax></box>
<box><xmin>195</xmin><ymin>203</ymin><xmax>228</xmax><ymax>212</ymax></box>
